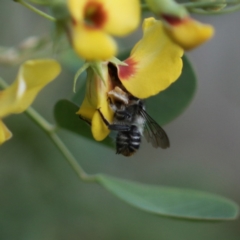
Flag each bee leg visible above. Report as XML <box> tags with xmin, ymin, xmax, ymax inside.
<box><xmin>97</xmin><ymin>108</ymin><xmax>130</xmax><ymax>131</ymax></box>
<box><xmin>109</xmin><ymin>124</ymin><xmax>131</xmax><ymax>131</ymax></box>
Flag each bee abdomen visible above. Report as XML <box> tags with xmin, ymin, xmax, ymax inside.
<box><xmin>116</xmin><ymin>125</ymin><xmax>141</xmax><ymax>156</ymax></box>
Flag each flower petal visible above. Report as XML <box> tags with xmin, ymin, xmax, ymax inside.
<box><xmin>163</xmin><ymin>17</ymin><xmax>214</xmax><ymax>50</ymax></box>
<box><xmin>102</xmin><ymin>0</ymin><xmax>140</xmax><ymax>36</ymax></box>
<box><xmin>91</xmin><ymin>99</ymin><xmax>111</xmax><ymax>141</ymax></box>
<box><xmin>0</xmin><ymin>59</ymin><xmax>61</xmax><ymax>118</ymax></box>
<box><xmin>76</xmin><ymin>68</ymin><xmax>99</xmax><ymax>120</ymax></box>
<box><xmin>0</xmin><ymin>120</ymin><xmax>12</xmax><ymax>145</ymax></box>
<box><xmin>118</xmin><ymin>18</ymin><xmax>183</xmax><ymax>99</ymax></box>
<box><xmin>72</xmin><ymin>24</ymin><xmax>117</xmax><ymax>60</ymax></box>
<box><xmin>68</xmin><ymin>0</ymin><xmax>87</xmax><ymax>22</ymax></box>
<box><xmin>76</xmin><ymin>65</ymin><xmax>113</xmax><ymax>141</ymax></box>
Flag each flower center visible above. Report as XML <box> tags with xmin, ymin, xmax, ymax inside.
<box><xmin>118</xmin><ymin>58</ymin><xmax>137</xmax><ymax>80</ymax></box>
<box><xmin>83</xmin><ymin>2</ymin><xmax>107</xmax><ymax>29</ymax></box>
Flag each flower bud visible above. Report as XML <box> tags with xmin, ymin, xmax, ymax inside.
<box><xmin>162</xmin><ymin>16</ymin><xmax>214</xmax><ymax>50</ymax></box>
<box><xmin>145</xmin><ymin>0</ymin><xmax>188</xmax><ymax>18</ymax></box>
<box><xmin>190</xmin><ymin>0</ymin><xmax>226</xmax><ymax>11</ymax></box>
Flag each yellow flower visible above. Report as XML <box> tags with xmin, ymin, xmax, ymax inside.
<box><xmin>116</xmin><ymin>17</ymin><xmax>183</xmax><ymax>99</ymax></box>
<box><xmin>162</xmin><ymin>15</ymin><xmax>214</xmax><ymax>50</ymax></box>
<box><xmin>0</xmin><ymin>59</ymin><xmax>61</xmax><ymax>145</ymax></box>
<box><xmin>77</xmin><ymin>17</ymin><xmax>183</xmax><ymax>141</ymax></box>
<box><xmin>76</xmin><ymin>63</ymin><xmax>114</xmax><ymax>141</ymax></box>
<box><xmin>144</xmin><ymin>0</ymin><xmax>214</xmax><ymax>50</ymax></box>
<box><xmin>68</xmin><ymin>0</ymin><xmax>140</xmax><ymax>61</ymax></box>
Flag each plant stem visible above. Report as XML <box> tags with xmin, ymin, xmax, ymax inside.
<box><xmin>0</xmin><ymin>77</ymin><xmax>97</xmax><ymax>183</ymax></box>
<box><xmin>182</xmin><ymin>0</ymin><xmax>240</xmax><ymax>8</ymax></box>
<box><xmin>25</xmin><ymin>107</ymin><xmax>55</xmax><ymax>132</ymax></box>
<box><xmin>141</xmin><ymin>0</ymin><xmax>240</xmax><ymax>13</ymax></box>
<box><xmin>25</xmin><ymin>107</ymin><xmax>98</xmax><ymax>183</ymax></box>
<box><xmin>14</xmin><ymin>0</ymin><xmax>56</xmax><ymax>22</ymax></box>
<box><xmin>189</xmin><ymin>3</ymin><xmax>240</xmax><ymax>14</ymax></box>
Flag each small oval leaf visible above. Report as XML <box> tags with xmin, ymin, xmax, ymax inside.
<box><xmin>146</xmin><ymin>55</ymin><xmax>197</xmax><ymax>125</ymax></box>
<box><xmin>97</xmin><ymin>174</ymin><xmax>239</xmax><ymax>220</ymax></box>
<box><xmin>54</xmin><ymin>99</ymin><xmax>114</xmax><ymax>148</ymax></box>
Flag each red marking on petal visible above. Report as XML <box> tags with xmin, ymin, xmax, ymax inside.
<box><xmin>83</xmin><ymin>1</ymin><xmax>107</xmax><ymax>29</ymax></box>
<box><xmin>118</xmin><ymin>58</ymin><xmax>137</xmax><ymax>80</ymax></box>
<box><xmin>162</xmin><ymin>15</ymin><xmax>189</xmax><ymax>26</ymax></box>
<box><xmin>71</xmin><ymin>18</ymin><xmax>77</xmax><ymax>26</ymax></box>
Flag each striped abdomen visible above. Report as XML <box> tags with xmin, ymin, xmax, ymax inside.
<box><xmin>116</xmin><ymin>125</ymin><xmax>141</xmax><ymax>157</ymax></box>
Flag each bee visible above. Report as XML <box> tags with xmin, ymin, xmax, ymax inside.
<box><xmin>97</xmin><ymin>86</ymin><xmax>170</xmax><ymax>157</ymax></box>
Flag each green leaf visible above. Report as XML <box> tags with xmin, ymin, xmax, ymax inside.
<box><xmin>54</xmin><ymin>99</ymin><xmax>114</xmax><ymax>148</ymax></box>
<box><xmin>97</xmin><ymin>174</ymin><xmax>239</xmax><ymax>220</ymax></box>
<box><xmin>146</xmin><ymin>55</ymin><xmax>197</xmax><ymax>125</ymax></box>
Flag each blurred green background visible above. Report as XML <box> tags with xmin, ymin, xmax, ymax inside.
<box><xmin>0</xmin><ymin>0</ymin><xmax>240</xmax><ymax>239</ymax></box>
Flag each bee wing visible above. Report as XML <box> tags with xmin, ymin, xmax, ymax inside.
<box><xmin>140</xmin><ymin>109</ymin><xmax>170</xmax><ymax>149</ymax></box>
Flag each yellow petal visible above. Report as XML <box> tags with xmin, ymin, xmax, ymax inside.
<box><xmin>91</xmin><ymin>99</ymin><xmax>111</xmax><ymax>141</ymax></box>
<box><xmin>76</xmin><ymin>65</ymin><xmax>113</xmax><ymax>141</ymax></box>
<box><xmin>76</xmin><ymin>94</ymin><xmax>96</xmax><ymax>121</ymax></box>
<box><xmin>163</xmin><ymin>17</ymin><xmax>214</xmax><ymax>50</ymax></box>
<box><xmin>102</xmin><ymin>0</ymin><xmax>140</xmax><ymax>36</ymax></box>
<box><xmin>0</xmin><ymin>59</ymin><xmax>61</xmax><ymax>118</ymax></box>
<box><xmin>67</xmin><ymin>0</ymin><xmax>87</xmax><ymax>22</ymax></box>
<box><xmin>118</xmin><ymin>18</ymin><xmax>183</xmax><ymax>99</ymax></box>
<box><xmin>76</xmin><ymin>68</ymin><xmax>99</xmax><ymax>120</ymax></box>
<box><xmin>72</xmin><ymin>24</ymin><xmax>117</xmax><ymax>60</ymax></box>
<box><xmin>0</xmin><ymin>120</ymin><xmax>12</xmax><ymax>145</ymax></box>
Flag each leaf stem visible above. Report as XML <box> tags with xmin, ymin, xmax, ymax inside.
<box><xmin>25</xmin><ymin>107</ymin><xmax>98</xmax><ymax>183</ymax></box>
<box><xmin>47</xmin><ymin>131</ymin><xmax>97</xmax><ymax>183</ymax></box>
<box><xmin>189</xmin><ymin>3</ymin><xmax>240</xmax><ymax>14</ymax></box>
<box><xmin>0</xmin><ymin>77</ymin><xmax>97</xmax><ymax>183</ymax></box>
<box><xmin>24</xmin><ymin>107</ymin><xmax>55</xmax><ymax>132</ymax></box>
<box><xmin>141</xmin><ymin>0</ymin><xmax>240</xmax><ymax>13</ymax></box>
<box><xmin>14</xmin><ymin>0</ymin><xmax>56</xmax><ymax>22</ymax></box>
<box><xmin>182</xmin><ymin>0</ymin><xmax>240</xmax><ymax>8</ymax></box>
